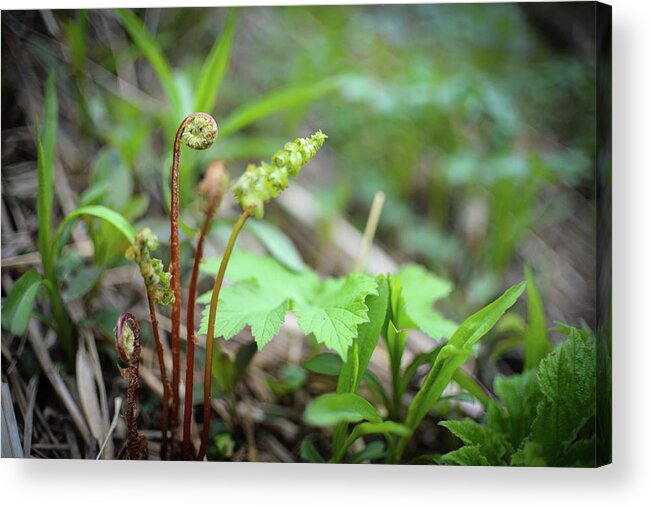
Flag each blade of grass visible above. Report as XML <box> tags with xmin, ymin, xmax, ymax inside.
<box><xmin>523</xmin><ymin>265</ymin><xmax>551</xmax><ymax>370</ymax></box>
<box><xmin>36</xmin><ymin>75</ymin><xmax>75</xmax><ymax>362</ymax></box>
<box><xmin>218</xmin><ymin>78</ymin><xmax>339</xmax><ymax>138</ymax></box>
<box><xmin>114</xmin><ymin>9</ymin><xmax>182</xmax><ymax>122</ymax></box>
<box><xmin>192</xmin><ymin>10</ymin><xmax>235</xmax><ymax>114</ymax></box>
<box><xmin>55</xmin><ymin>205</ymin><xmax>136</xmax><ymax>251</ymax></box>
<box><xmin>36</xmin><ymin>74</ymin><xmax>56</xmax><ymax>281</ymax></box>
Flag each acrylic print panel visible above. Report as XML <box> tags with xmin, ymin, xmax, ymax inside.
<box><xmin>0</xmin><ymin>2</ymin><xmax>611</xmax><ymax>465</ymax></box>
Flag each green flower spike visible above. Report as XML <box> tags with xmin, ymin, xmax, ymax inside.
<box><xmin>234</xmin><ymin>130</ymin><xmax>327</xmax><ymax>218</ymax></box>
<box><xmin>126</xmin><ymin>228</ymin><xmax>174</xmax><ymax>306</ymax></box>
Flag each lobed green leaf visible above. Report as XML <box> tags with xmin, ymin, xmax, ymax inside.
<box><xmin>397</xmin><ymin>264</ymin><xmax>457</xmax><ymax>340</ymax></box>
<box><xmin>294</xmin><ymin>273</ymin><xmax>378</xmax><ymax>360</ymax></box>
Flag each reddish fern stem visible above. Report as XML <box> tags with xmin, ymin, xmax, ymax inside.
<box><xmin>170</xmin><ymin>117</ymin><xmax>189</xmax><ymax>445</ymax></box>
<box><xmin>182</xmin><ymin>194</ymin><xmax>221</xmax><ymax>459</ymax></box>
<box><xmin>170</xmin><ymin>113</ymin><xmax>217</xmax><ymax>454</ymax></box>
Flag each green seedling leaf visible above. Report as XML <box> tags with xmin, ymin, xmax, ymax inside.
<box><xmin>193</xmin><ymin>10</ymin><xmax>235</xmax><ymax>114</ymax></box>
<box><xmin>247</xmin><ymin>220</ymin><xmax>306</xmax><ymax>272</ymax></box>
<box><xmin>1</xmin><ymin>269</ymin><xmax>43</xmax><ymax>335</ymax></box>
<box><xmin>448</xmin><ymin>282</ymin><xmax>526</xmax><ymax>351</ymax></box>
<box><xmin>304</xmin><ymin>393</ymin><xmax>381</xmax><ymax>427</ymax></box>
<box><xmin>304</xmin><ymin>353</ymin><xmax>342</xmax><ymax>376</ymax></box>
<box><xmin>114</xmin><ymin>9</ymin><xmax>182</xmax><ymax>121</ymax></box>
<box><xmin>300</xmin><ymin>439</ymin><xmax>325</xmax><ymax>463</ymax></box>
<box><xmin>404</xmin><ymin>345</ymin><xmax>471</xmax><ymax>433</ymax></box>
<box><xmin>523</xmin><ymin>265</ymin><xmax>552</xmax><ymax>370</ymax></box>
<box><xmin>218</xmin><ymin>78</ymin><xmax>339</xmax><ymax>138</ymax></box>
<box><xmin>198</xmin><ymin>251</ymin><xmax>316</xmax><ymax>345</ymax></box>
<box><xmin>403</xmin><ymin>282</ymin><xmax>525</xmax><ymax>437</ymax></box>
<box><xmin>397</xmin><ymin>264</ymin><xmax>457</xmax><ymax>340</ymax></box>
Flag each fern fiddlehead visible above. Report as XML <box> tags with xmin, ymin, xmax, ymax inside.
<box><xmin>116</xmin><ymin>312</ymin><xmax>146</xmax><ymax>460</ymax></box>
<box><xmin>170</xmin><ymin>113</ymin><xmax>218</xmax><ymax>451</ymax></box>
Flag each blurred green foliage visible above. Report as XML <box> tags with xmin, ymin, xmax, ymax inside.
<box><xmin>19</xmin><ymin>4</ymin><xmax>594</xmax><ymax>318</ymax></box>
